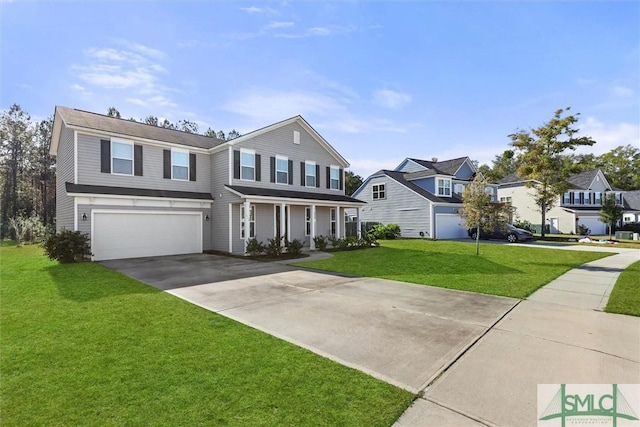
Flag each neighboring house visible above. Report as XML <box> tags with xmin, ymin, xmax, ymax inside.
<box><xmin>622</xmin><ymin>191</ymin><xmax>640</xmax><ymax>224</ymax></box>
<box><xmin>351</xmin><ymin>157</ymin><xmax>498</xmax><ymax>239</ymax></box>
<box><xmin>497</xmin><ymin>169</ymin><xmax>625</xmax><ymax>235</ymax></box>
<box><xmin>50</xmin><ymin>106</ymin><xmax>364</xmax><ymax>261</ymax></box>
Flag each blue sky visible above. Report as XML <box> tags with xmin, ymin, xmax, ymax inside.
<box><xmin>2</xmin><ymin>1</ymin><xmax>638</xmax><ymax>178</ymax></box>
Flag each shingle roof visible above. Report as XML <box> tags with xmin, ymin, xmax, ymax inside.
<box><xmin>225</xmin><ymin>185</ymin><xmax>365</xmax><ymax>204</ymax></box>
<box><xmin>567</xmin><ymin>170</ymin><xmax>599</xmax><ymax>190</ymax></box>
<box><xmin>56</xmin><ymin>106</ymin><xmax>225</xmax><ymax>150</ymax></box>
<box><xmin>407</xmin><ymin>156</ymin><xmax>468</xmax><ymax>176</ymax></box>
<box><xmin>380</xmin><ymin>170</ymin><xmax>464</xmax><ymax>204</ymax></box>
<box><xmin>66</xmin><ymin>183</ymin><xmax>214</xmax><ymax>200</ymax></box>
<box><xmin>623</xmin><ymin>190</ymin><xmax>640</xmax><ymax>211</ymax></box>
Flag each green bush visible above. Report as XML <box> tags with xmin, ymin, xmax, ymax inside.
<box><xmin>577</xmin><ymin>224</ymin><xmax>591</xmax><ymax>235</ymax></box>
<box><xmin>265</xmin><ymin>238</ymin><xmax>283</xmax><ymax>257</ymax></box>
<box><xmin>620</xmin><ymin>222</ymin><xmax>640</xmax><ymax>234</ymax></box>
<box><xmin>42</xmin><ymin>230</ymin><xmax>92</xmax><ymax>263</ymax></box>
<box><xmin>313</xmin><ymin>235</ymin><xmax>328</xmax><ymax>251</ymax></box>
<box><xmin>369</xmin><ymin>223</ymin><xmax>401</xmax><ymax>240</ymax></box>
<box><xmin>245</xmin><ymin>238</ymin><xmax>265</xmax><ymax>256</ymax></box>
<box><xmin>512</xmin><ymin>219</ymin><xmax>533</xmax><ymax>232</ymax></box>
<box><xmin>285</xmin><ymin>239</ymin><xmax>304</xmax><ymax>255</ymax></box>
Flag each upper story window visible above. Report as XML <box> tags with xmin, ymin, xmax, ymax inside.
<box><xmin>583</xmin><ymin>191</ymin><xmax>591</xmax><ymax>205</ymax></box>
<box><xmin>437</xmin><ymin>178</ymin><xmax>451</xmax><ymax>196</ymax></box>
<box><xmin>594</xmin><ymin>192</ymin><xmax>602</xmax><ymax>205</ymax></box>
<box><xmin>305</xmin><ymin>161</ymin><xmax>316</xmax><ymax>187</ymax></box>
<box><xmin>330</xmin><ymin>166</ymin><xmax>340</xmax><ymax>190</ymax></box>
<box><xmin>372</xmin><ymin>184</ymin><xmax>385</xmax><ymax>200</ymax></box>
<box><xmin>454</xmin><ymin>183</ymin><xmax>465</xmax><ymax>195</ymax></box>
<box><xmin>615</xmin><ymin>192</ymin><xmax>623</xmax><ymax>205</ymax></box>
<box><xmin>276</xmin><ymin>156</ymin><xmax>288</xmax><ymax>184</ymax></box>
<box><xmin>563</xmin><ymin>192</ymin><xmax>571</xmax><ymax>204</ymax></box>
<box><xmin>241</xmin><ymin>149</ymin><xmax>255</xmax><ymax>181</ymax></box>
<box><xmin>112</xmin><ymin>140</ymin><xmax>133</xmax><ymax>175</ymax></box>
<box><xmin>500</xmin><ymin>196</ymin><xmax>512</xmax><ymax>204</ymax></box>
<box><xmin>171</xmin><ymin>149</ymin><xmax>189</xmax><ymax>180</ymax></box>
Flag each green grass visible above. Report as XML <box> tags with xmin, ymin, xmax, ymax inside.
<box><xmin>0</xmin><ymin>245</ymin><xmax>413</xmax><ymax>426</ymax></box>
<box><xmin>606</xmin><ymin>260</ymin><xmax>640</xmax><ymax>317</ymax></box>
<box><xmin>299</xmin><ymin>240</ymin><xmax>612</xmax><ymax>299</ymax></box>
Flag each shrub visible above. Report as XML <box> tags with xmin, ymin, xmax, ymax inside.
<box><xmin>313</xmin><ymin>235</ymin><xmax>328</xmax><ymax>251</ymax></box>
<box><xmin>328</xmin><ymin>236</ymin><xmax>340</xmax><ymax>248</ymax></box>
<box><xmin>369</xmin><ymin>223</ymin><xmax>401</xmax><ymax>240</ymax></box>
<box><xmin>620</xmin><ymin>222</ymin><xmax>640</xmax><ymax>234</ymax></box>
<box><xmin>265</xmin><ymin>238</ymin><xmax>283</xmax><ymax>257</ymax></box>
<box><xmin>285</xmin><ymin>239</ymin><xmax>304</xmax><ymax>256</ymax></box>
<box><xmin>512</xmin><ymin>219</ymin><xmax>534</xmax><ymax>232</ymax></box>
<box><xmin>42</xmin><ymin>230</ymin><xmax>92</xmax><ymax>263</ymax></box>
<box><xmin>577</xmin><ymin>224</ymin><xmax>591</xmax><ymax>236</ymax></box>
<box><xmin>245</xmin><ymin>238</ymin><xmax>265</xmax><ymax>256</ymax></box>
<box><xmin>334</xmin><ymin>238</ymin><xmax>349</xmax><ymax>250</ymax></box>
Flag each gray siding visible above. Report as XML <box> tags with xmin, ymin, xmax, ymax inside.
<box><xmin>210</xmin><ymin>150</ymin><xmax>238</xmax><ymax>251</ymax></box>
<box><xmin>77</xmin><ymin>204</ymin><xmax>212</xmax><ymax>250</ymax></box>
<box><xmin>412</xmin><ymin>177</ymin><xmax>436</xmax><ymax>193</ymax></box>
<box><xmin>231</xmin><ymin>122</ymin><xmax>346</xmax><ymax>196</ymax></box>
<box><xmin>455</xmin><ymin>161</ymin><xmax>474</xmax><ymax>180</ymax></box>
<box><xmin>76</xmin><ymin>132</ymin><xmax>212</xmax><ymax>193</ymax></box>
<box><xmin>56</xmin><ymin>127</ymin><xmax>75</xmax><ymax>231</ymax></box>
<box><xmin>396</xmin><ymin>159</ymin><xmax>426</xmax><ymax>173</ymax></box>
<box><xmin>358</xmin><ymin>176</ymin><xmax>432</xmax><ymax>238</ymax></box>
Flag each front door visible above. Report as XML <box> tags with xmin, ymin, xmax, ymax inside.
<box><xmin>275</xmin><ymin>205</ymin><xmax>289</xmax><ymax>240</ymax></box>
<box><xmin>550</xmin><ymin>218</ymin><xmax>559</xmax><ymax>234</ymax></box>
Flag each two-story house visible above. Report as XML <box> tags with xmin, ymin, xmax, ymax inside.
<box><xmin>497</xmin><ymin>169</ymin><xmax>624</xmax><ymax>235</ymax></box>
<box><xmin>351</xmin><ymin>157</ymin><xmax>498</xmax><ymax>239</ymax></box>
<box><xmin>50</xmin><ymin>106</ymin><xmax>364</xmax><ymax>261</ymax></box>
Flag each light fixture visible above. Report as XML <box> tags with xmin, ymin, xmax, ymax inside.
<box><xmin>205</xmin><ymin>215</ymin><xmax>210</xmax><ymax>221</ymax></box>
<box><xmin>82</xmin><ymin>213</ymin><xmax>87</xmax><ymax>221</ymax></box>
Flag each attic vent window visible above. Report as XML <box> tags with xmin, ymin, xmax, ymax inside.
<box><xmin>294</xmin><ymin>131</ymin><xmax>300</xmax><ymax>145</ymax></box>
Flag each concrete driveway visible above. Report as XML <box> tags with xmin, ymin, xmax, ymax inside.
<box><xmin>101</xmin><ymin>253</ymin><xmax>518</xmax><ymax>392</ymax></box>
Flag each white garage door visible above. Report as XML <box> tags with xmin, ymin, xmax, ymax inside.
<box><xmin>92</xmin><ymin>210</ymin><xmax>202</xmax><ymax>261</ymax></box>
<box><xmin>435</xmin><ymin>214</ymin><xmax>468</xmax><ymax>239</ymax></box>
<box><xmin>578</xmin><ymin>216</ymin><xmax>607</xmax><ymax>236</ymax></box>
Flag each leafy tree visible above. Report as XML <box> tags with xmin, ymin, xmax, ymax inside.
<box><xmin>510</xmin><ymin>107</ymin><xmax>595</xmax><ymax>237</ymax></box>
<box><xmin>178</xmin><ymin>120</ymin><xmax>198</xmax><ymax>134</ymax></box>
<box><xmin>598</xmin><ymin>145</ymin><xmax>640</xmax><ymax>190</ymax></box>
<box><xmin>459</xmin><ymin>175</ymin><xmax>511</xmax><ymax>255</ymax></box>
<box><xmin>227</xmin><ymin>129</ymin><xmax>241</xmax><ymax>140</ymax></box>
<box><xmin>33</xmin><ymin>117</ymin><xmax>55</xmax><ymax>226</ymax></box>
<box><xmin>106</xmin><ymin>107</ymin><xmax>121</xmax><ymax>118</ymax></box>
<box><xmin>345</xmin><ymin>170</ymin><xmax>363</xmax><ymax>196</ymax></box>
<box><xmin>144</xmin><ymin>115</ymin><xmax>159</xmax><ymax>126</ymax></box>
<box><xmin>599</xmin><ymin>193</ymin><xmax>624</xmax><ymax>239</ymax></box>
<box><xmin>482</xmin><ymin>149</ymin><xmax>519</xmax><ymax>182</ymax></box>
<box><xmin>216</xmin><ymin>130</ymin><xmax>226</xmax><ymax>140</ymax></box>
<box><xmin>204</xmin><ymin>128</ymin><xmax>217</xmax><ymax>138</ymax></box>
<box><xmin>160</xmin><ymin>118</ymin><xmax>177</xmax><ymax>130</ymax></box>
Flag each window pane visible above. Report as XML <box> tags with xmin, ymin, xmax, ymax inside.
<box><xmin>112</xmin><ymin>142</ymin><xmax>132</xmax><ymax>159</ymax></box>
<box><xmin>172</xmin><ymin>151</ymin><xmax>188</xmax><ymax>167</ymax></box>
<box><xmin>113</xmin><ymin>158</ymin><xmax>132</xmax><ymax>174</ymax></box>
<box><xmin>277</xmin><ymin>171</ymin><xmax>288</xmax><ymax>184</ymax></box>
<box><xmin>241</xmin><ymin>166</ymin><xmax>254</xmax><ymax>180</ymax></box>
<box><xmin>306</xmin><ymin>176</ymin><xmax>315</xmax><ymax>187</ymax></box>
<box><xmin>331</xmin><ymin>168</ymin><xmax>339</xmax><ymax>180</ymax></box>
<box><xmin>277</xmin><ymin>158</ymin><xmax>288</xmax><ymax>171</ymax></box>
<box><xmin>241</xmin><ymin>152</ymin><xmax>254</xmax><ymax>167</ymax></box>
<box><xmin>173</xmin><ymin>165</ymin><xmax>188</xmax><ymax>180</ymax></box>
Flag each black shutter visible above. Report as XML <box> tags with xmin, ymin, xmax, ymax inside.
<box><xmin>300</xmin><ymin>162</ymin><xmax>305</xmax><ymax>186</ymax></box>
<box><xmin>339</xmin><ymin>168</ymin><xmax>344</xmax><ymax>191</ymax></box>
<box><xmin>255</xmin><ymin>154</ymin><xmax>261</xmax><ymax>181</ymax></box>
<box><xmin>233</xmin><ymin>150</ymin><xmax>240</xmax><ymax>179</ymax></box>
<box><xmin>315</xmin><ymin>164</ymin><xmax>320</xmax><ymax>188</ymax></box>
<box><xmin>163</xmin><ymin>150</ymin><xmax>171</xmax><ymax>179</ymax></box>
<box><xmin>100</xmin><ymin>139</ymin><xmax>111</xmax><ymax>173</ymax></box>
<box><xmin>189</xmin><ymin>153</ymin><xmax>196</xmax><ymax>181</ymax></box>
<box><xmin>326</xmin><ymin>166</ymin><xmax>330</xmax><ymax>189</ymax></box>
<box><xmin>134</xmin><ymin>145</ymin><xmax>143</xmax><ymax>176</ymax></box>
<box><xmin>270</xmin><ymin>156</ymin><xmax>276</xmax><ymax>183</ymax></box>
<box><xmin>288</xmin><ymin>160</ymin><xmax>293</xmax><ymax>185</ymax></box>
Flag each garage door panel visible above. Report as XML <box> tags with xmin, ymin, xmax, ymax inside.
<box><xmin>578</xmin><ymin>217</ymin><xmax>607</xmax><ymax>235</ymax></box>
<box><xmin>435</xmin><ymin>214</ymin><xmax>468</xmax><ymax>240</ymax></box>
<box><xmin>93</xmin><ymin>211</ymin><xmax>202</xmax><ymax>261</ymax></box>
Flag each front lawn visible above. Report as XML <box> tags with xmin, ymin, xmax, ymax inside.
<box><xmin>299</xmin><ymin>240</ymin><xmax>611</xmax><ymax>299</ymax></box>
<box><xmin>0</xmin><ymin>245</ymin><xmax>413</xmax><ymax>426</ymax></box>
<box><xmin>606</xmin><ymin>260</ymin><xmax>640</xmax><ymax>317</ymax></box>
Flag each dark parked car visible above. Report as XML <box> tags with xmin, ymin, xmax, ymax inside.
<box><xmin>468</xmin><ymin>224</ymin><xmax>534</xmax><ymax>243</ymax></box>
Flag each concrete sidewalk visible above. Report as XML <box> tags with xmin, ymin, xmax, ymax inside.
<box><xmin>395</xmin><ymin>245</ymin><xmax>640</xmax><ymax>427</ymax></box>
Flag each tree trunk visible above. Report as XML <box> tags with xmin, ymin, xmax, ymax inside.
<box><xmin>540</xmin><ymin>201</ymin><xmax>547</xmax><ymax>238</ymax></box>
<box><xmin>475</xmin><ymin>224</ymin><xmax>480</xmax><ymax>255</ymax></box>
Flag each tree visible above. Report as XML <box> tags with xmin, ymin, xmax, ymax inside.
<box><xmin>510</xmin><ymin>107</ymin><xmax>595</xmax><ymax>237</ymax></box>
<box><xmin>33</xmin><ymin>117</ymin><xmax>55</xmax><ymax>226</ymax></box>
<box><xmin>599</xmin><ymin>193</ymin><xmax>624</xmax><ymax>239</ymax></box>
<box><xmin>178</xmin><ymin>120</ymin><xmax>198</xmax><ymax>134</ymax></box>
<box><xmin>144</xmin><ymin>115</ymin><xmax>159</xmax><ymax>126</ymax></box>
<box><xmin>598</xmin><ymin>145</ymin><xmax>640</xmax><ymax>191</ymax></box>
<box><xmin>481</xmin><ymin>149</ymin><xmax>519</xmax><ymax>182</ymax></box>
<box><xmin>106</xmin><ymin>107</ymin><xmax>121</xmax><ymax>118</ymax></box>
<box><xmin>227</xmin><ymin>129</ymin><xmax>241</xmax><ymax>140</ymax></box>
<box><xmin>459</xmin><ymin>175</ymin><xmax>511</xmax><ymax>255</ymax></box>
<box><xmin>345</xmin><ymin>170</ymin><xmax>363</xmax><ymax>196</ymax></box>
<box><xmin>216</xmin><ymin>130</ymin><xmax>226</xmax><ymax>140</ymax></box>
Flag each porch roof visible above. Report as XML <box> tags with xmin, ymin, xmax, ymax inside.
<box><xmin>225</xmin><ymin>185</ymin><xmax>365</xmax><ymax>206</ymax></box>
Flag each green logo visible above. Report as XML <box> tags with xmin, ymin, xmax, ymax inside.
<box><xmin>539</xmin><ymin>384</ymin><xmax>639</xmax><ymax>427</ymax></box>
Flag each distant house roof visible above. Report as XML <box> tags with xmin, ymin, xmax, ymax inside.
<box><xmin>567</xmin><ymin>170</ymin><xmax>599</xmax><ymax>190</ymax></box>
<box><xmin>375</xmin><ymin>170</ymin><xmax>464</xmax><ymax>204</ymax></box>
<box><xmin>66</xmin><ymin>183</ymin><xmax>214</xmax><ymax>200</ymax></box>
<box><xmin>225</xmin><ymin>185</ymin><xmax>365</xmax><ymax>205</ymax></box>
<box><xmin>497</xmin><ymin>173</ymin><xmax>535</xmax><ymax>185</ymax></box>
<box><xmin>623</xmin><ymin>191</ymin><xmax>640</xmax><ymax>211</ymax></box>
<box><xmin>406</xmin><ymin>156</ymin><xmax>469</xmax><ymax>176</ymax></box>
<box><xmin>52</xmin><ymin>106</ymin><xmax>225</xmax><ymax>153</ymax></box>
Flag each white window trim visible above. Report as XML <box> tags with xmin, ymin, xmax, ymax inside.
<box><xmin>330</xmin><ymin>165</ymin><xmax>340</xmax><ymax>190</ymax></box>
<box><xmin>454</xmin><ymin>183</ymin><xmax>464</xmax><ymax>195</ymax></box>
<box><xmin>240</xmin><ymin>205</ymin><xmax>256</xmax><ymax>239</ymax></box>
<box><xmin>276</xmin><ymin>155</ymin><xmax>288</xmax><ymax>185</ymax></box>
<box><xmin>305</xmin><ymin>207</ymin><xmax>311</xmax><ymax>236</ymax></box>
<box><xmin>111</xmin><ymin>139</ymin><xmax>134</xmax><ymax>176</ymax></box>
<box><xmin>171</xmin><ymin>148</ymin><xmax>190</xmax><ymax>181</ymax></box>
<box><xmin>330</xmin><ymin>208</ymin><xmax>336</xmax><ymax>236</ymax></box>
<box><xmin>437</xmin><ymin>177</ymin><xmax>452</xmax><ymax>197</ymax></box>
<box><xmin>240</xmin><ymin>148</ymin><xmax>256</xmax><ymax>182</ymax></box>
<box><xmin>305</xmin><ymin>160</ymin><xmax>316</xmax><ymax>188</ymax></box>
<box><xmin>372</xmin><ymin>184</ymin><xmax>386</xmax><ymax>200</ymax></box>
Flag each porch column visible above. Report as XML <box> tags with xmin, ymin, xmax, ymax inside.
<box><xmin>280</xmin><ymin>203</ymin><xmax>286</xmax><ymax>246</ymax></box>
<box><xmin>243</xmin><ymin>200</ymin><xmax>251</xmax><ymax>253</ymax></box>
<box><xmin>335</xmin><ymin>206</ymin><xmax>341</xmax><ymax>238</ymax></box>
<box><xmin>356</xmin><ymin>207</ymin><xmax>362</xmax><ymax>239</ymax></box>
<box><xmin>310</xmin><ymin>205</ymin><xmax>317</xmax><ymax>250</ymax></box>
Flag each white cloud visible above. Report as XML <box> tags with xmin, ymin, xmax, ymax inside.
<box><xmin>265</xmin><ymin>21</ymin><xmax>294</xmax><ymax>30</ymax></box>
<box><xmin>611</xmin><ymin>85</ymin><xmax>634</xmax><ymax>98</ymax></box>
<box><xmin>577</xmin><ymin>117</ymin><xmax>640</xmax><ymax>155</ymax></box>
<box><xmin>276</xmin><ymin>25</ymin><xmax>356</xmax><ymax>39</ymax></box>
<box><xmin>240</xmin><ymin>6</ymin><xmax>278</xmax><ymax>14</ymax></box>
<box><xmin>372</xmin><ymin>89</ymin><xmax>412</xmax><ymax>109</ymax></box>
